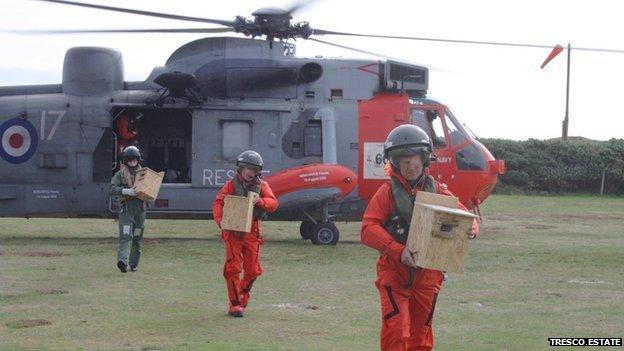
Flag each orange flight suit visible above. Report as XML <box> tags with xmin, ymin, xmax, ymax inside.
<box><xmin>361</xmin><ymin>167</ymin><xmax>479</xmax><ymax>350</ymax></box>
<box><xmin>212</xmin><ymin>174</ymin><xmax>279</xmax><ymax>310</ymax></box>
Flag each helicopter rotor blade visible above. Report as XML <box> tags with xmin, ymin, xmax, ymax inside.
<box><xmin>309</xmin><ymin>38</ymin><xmax>401</xmax><ymax>61</ymax></box>
<box><xmin>2</xmin><ymin>28</ymin><xmax>235</xmax><ymax>35</ymax></box>
<box><xmin>572</xmin><ymin>46</ymin><xmax>624</xmax><ymax>54</ymax></box>
<box><xmin>312</xmin><ymin>29</ymin><xmax>553</xmax><ymax>49</ymax></box>
<box><xmin>285</xmin><ymin>0</ymin><xmax>323</xmax><ymax>16</ymax></box>
<box><xmin>308</xmin><ymin>38</ymin><xmax>450</xmax><ymax>72</ymax></box>
<box><xmin>312</xmin><ymin>29</ymin><xmax>624</xmax><ymax>53</ymax></box>
<box><xmin>33</xmin><ymin>0</ymin><xmax>235</xmax><ymax>27</ymax></box>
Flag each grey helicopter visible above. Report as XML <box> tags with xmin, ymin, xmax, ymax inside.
<box><xmin>5</xmin><ymin>0</ymin><xmax>616</xmax><ymax>244</ymax></box>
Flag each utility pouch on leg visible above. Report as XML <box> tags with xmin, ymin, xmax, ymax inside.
<box><xmin>133</xmin><ymin>227</ymin><xmax>144</xmax><ymax>239</ymax></box>
<box><xmin>121</xmin><ymin>224</ymin><xmax>133</xmax><ymax>240</ymax></box>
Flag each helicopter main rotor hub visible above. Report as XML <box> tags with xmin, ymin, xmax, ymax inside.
<box><xmin>233</xmin><ymin>8</ymin><xmax>313</xmax><ymax>41</ymax></box>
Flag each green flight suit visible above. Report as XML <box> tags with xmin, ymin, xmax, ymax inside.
<box><xmin>110</xmin><ymin>164</ymin><xmax>147</xmax><ymax>268</ymax></box>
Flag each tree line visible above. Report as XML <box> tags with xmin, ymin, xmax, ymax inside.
<box><xmin>480</xmin><ymin>138</ymin><xmax>624</xmax><ymax>195</ymax></box>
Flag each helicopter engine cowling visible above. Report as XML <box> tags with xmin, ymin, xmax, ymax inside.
<box><xmin>193</xmin><ymin>59</ymin><xmax>322</xmax><ymax>98</ymax></box>
<box><xmin>62</xmin><ymin>47</ymin><xmax>124</xmax><ymax>96</ymax></box>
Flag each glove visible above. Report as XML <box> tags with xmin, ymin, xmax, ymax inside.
<box><xmin>122</xmin><ymin>188</ymin><xmax>137</xmax><ymax>197</ymax></box>
<box><xmin>400</xmin><ymin>246</ymin><xmax>418</xmax><ymax>268</ymax></box>
<box><xmin>249</xmin><ymin>191</ymin><xmax>260</xmax><ymax>204</ymax></box>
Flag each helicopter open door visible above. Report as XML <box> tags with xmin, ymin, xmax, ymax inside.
<box><xmin>108</xmin><ymin>107</ymin><xmax>197</xmax><ymax>214</ymax></box>
<box><xmin>112</xmin><ymin>108</ymin><xmax>192</xmax><ymax>184</ymax></box>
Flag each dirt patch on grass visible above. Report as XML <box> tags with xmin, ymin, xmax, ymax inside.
<box><xmin>1</xmin><ymin>293</ymin><xmax>29</xmax><ymax>301</ymax></box>
<box><xmin>56</xmin><ymin>238</ymin><xmax>116</xmax><ymax>246</ymax></box>
<box><xmin>525</xmin><ymin>224</ymin><xmax>556</xmax><ymax>230</ymax></box>
<box><xmin>484</xmin><ymin>215</ymin><xmax>515</xmax><ymax>221</ymax></box>
<box><xmin>22</xmin><ymin>251</ymin><xmax>66</xmax><ymax>257</ymax></box>
<box><xmin>143</xmin><ymin>238</ymin><xmax>163</xmax><ymax>244</ymax></box>
<box><xmin>486</xmin><ymin>212</ymin><xmax>623</xmax><ymax>222</ymax></box>
<box><xmin>38</xmin><ymin>288</ymin><xmax>68</xmax><ymax>295</ymax></box>
<box><xmin>568</xmin><ymin>279</ymin><xmax>605</xmax><ymax>284</ymax></box>
<box><xmin>549</xmin><ymin>213</ymin><xmax>624</xmax><ymax>221</ymax></box>
<box><xmin>271</xmin><ymin>303</ymin><xmax>324</xmax><ymax>311</ymax></box>
<box><xmin>6</xmin><ymin>319</ymin><xmax>51</xmax><ymax>329</ymax></box>
<box><xmin>513</xmin><ymin>213</ymin><xmax>624</xmax><ymax>221</ymax></box>
<box><xmin>482</xmin><ymin>226</ymin><xmax>506</xmax><ymax>234</ymax></box>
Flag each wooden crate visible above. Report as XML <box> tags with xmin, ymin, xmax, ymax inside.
<box><xmin>133</xmin><ymin>167</ymin><xmax>164</xmax><ymax>202</ymax></box>
<box><xmin>406</xmin><ymin>192</ymin><xmax>478</xmax><ymax>273</ymax></box>
<box><xmin>221</xmin><ymin>192</ymin><xmax>255</xmax><ymax>232</ymax></box>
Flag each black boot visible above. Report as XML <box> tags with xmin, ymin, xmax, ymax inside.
<box><xmin>228</xmin><ymin>307</ymin><xmax>244</xmax><ymax>318</ymax></box>
<box><xmin>129</xmin><ymin>265</ymin><xmax>138</xmax><ymax>272</ymax></box>
<box><xmin>117</xmin><ymin>260</ymin><xmax>128</xmax><ymax>273</ymax></box>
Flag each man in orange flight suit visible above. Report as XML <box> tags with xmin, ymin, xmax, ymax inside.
<box><xmin>361</xmin><ymin>125</ymin><xmax>479</xmax><ymax>350</ymax></box>
<box><xmin>212</xmin><ymin>150</ymin><xmax>279</xmax><ymax>317</ymax></box>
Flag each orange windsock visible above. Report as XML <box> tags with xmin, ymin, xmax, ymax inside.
<box><xmin>540</xmin><ymin>44</ymin><xmax>564</xmax><ymax>69</ymax></box>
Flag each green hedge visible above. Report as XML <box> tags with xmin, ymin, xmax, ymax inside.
<box><xmin>480</xmin><ymin>138</ymin><xmax>624</xmax><ymax>195</ymax></box>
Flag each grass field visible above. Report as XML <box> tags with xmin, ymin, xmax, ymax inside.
<box><xmin>1</xmin><ymin>194</ymin><xmax>623</xmax><ymax>350</ymax></box>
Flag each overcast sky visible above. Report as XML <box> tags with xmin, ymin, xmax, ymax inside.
<box><xmin>2</xmin><ymin>0</ymin><xmax>623</xmax><ymax>140</ymax></box>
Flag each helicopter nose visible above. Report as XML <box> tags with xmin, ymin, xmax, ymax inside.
<box><xmin>470</xmin><ymin>160</ymin><xmax>505</xmax><ymax>208</ymax></box>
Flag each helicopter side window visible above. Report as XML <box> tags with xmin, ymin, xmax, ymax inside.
<box><xmin>410</xmin><ymin>110</ymin><xmax>431</xmax><ymax>134</ymax></box>
<box><xmin>410</xmin><ymin>110</ymin><xmax>446</xmax><ymax>148</ymax></box>
<box><xmin>222</xmin><ymin>121</ymin><xmax>252</xmax><ymax>160</ymax></box>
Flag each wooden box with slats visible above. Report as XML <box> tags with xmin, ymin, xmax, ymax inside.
<box><xmin>133</xmin><ymin>167</ymin><xmax>164</xmax><ymax>202</ymax></box>
<box><xmin>406</xmin><ymin>192</ymin><xmax>478</xmax><ymax>273</ymax></box>
<box><xmin>221</xmin><ymin>192</ymin><xmax>255</xmax><ymax>232</ymax></box>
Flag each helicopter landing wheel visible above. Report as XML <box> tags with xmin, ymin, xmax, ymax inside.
<box><xmin>299</xmin><ymin>221</ymin><xmax>315</xmax><ymax>240</ymax></box>
<box><xmin>310</xmin><ymin>222</ymin><xmax>339</xmax><ymax>246</ymax></box>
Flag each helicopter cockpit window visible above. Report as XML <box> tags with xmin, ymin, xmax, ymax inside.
<box><xmin>455</xmin><ymin>143</ymin><xmax>487</xmax><ymax>171</ymax></box>
<box><xmin>410</xmin><ymin>109</ymin><xmax>446</xmax><ymax>148</ymax></box>
<box><xmin>222</xmin><ymin>121</ymin><xmax>251</xmax><ymax>160</ymax></box>
<box><xmin>445</xmin><ymin>109</ymin><xmax>469</xmax><ymax>147</ymax></box>
<box><xmin>428</xmin><ymin>111</ymin><xmax>447</xmax><ymax>147</ymax></box>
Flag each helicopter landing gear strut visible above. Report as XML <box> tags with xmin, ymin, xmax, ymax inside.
<box><xmin>299</xmin><ymin>205</ymin><xmax>339</xmax><ymax>246</ymax></box>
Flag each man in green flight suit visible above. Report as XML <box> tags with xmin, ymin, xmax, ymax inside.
<box><xmin>110</xmin><ymin>145</ymin><xmax>147</xmax><ymax>273</ymax></box>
